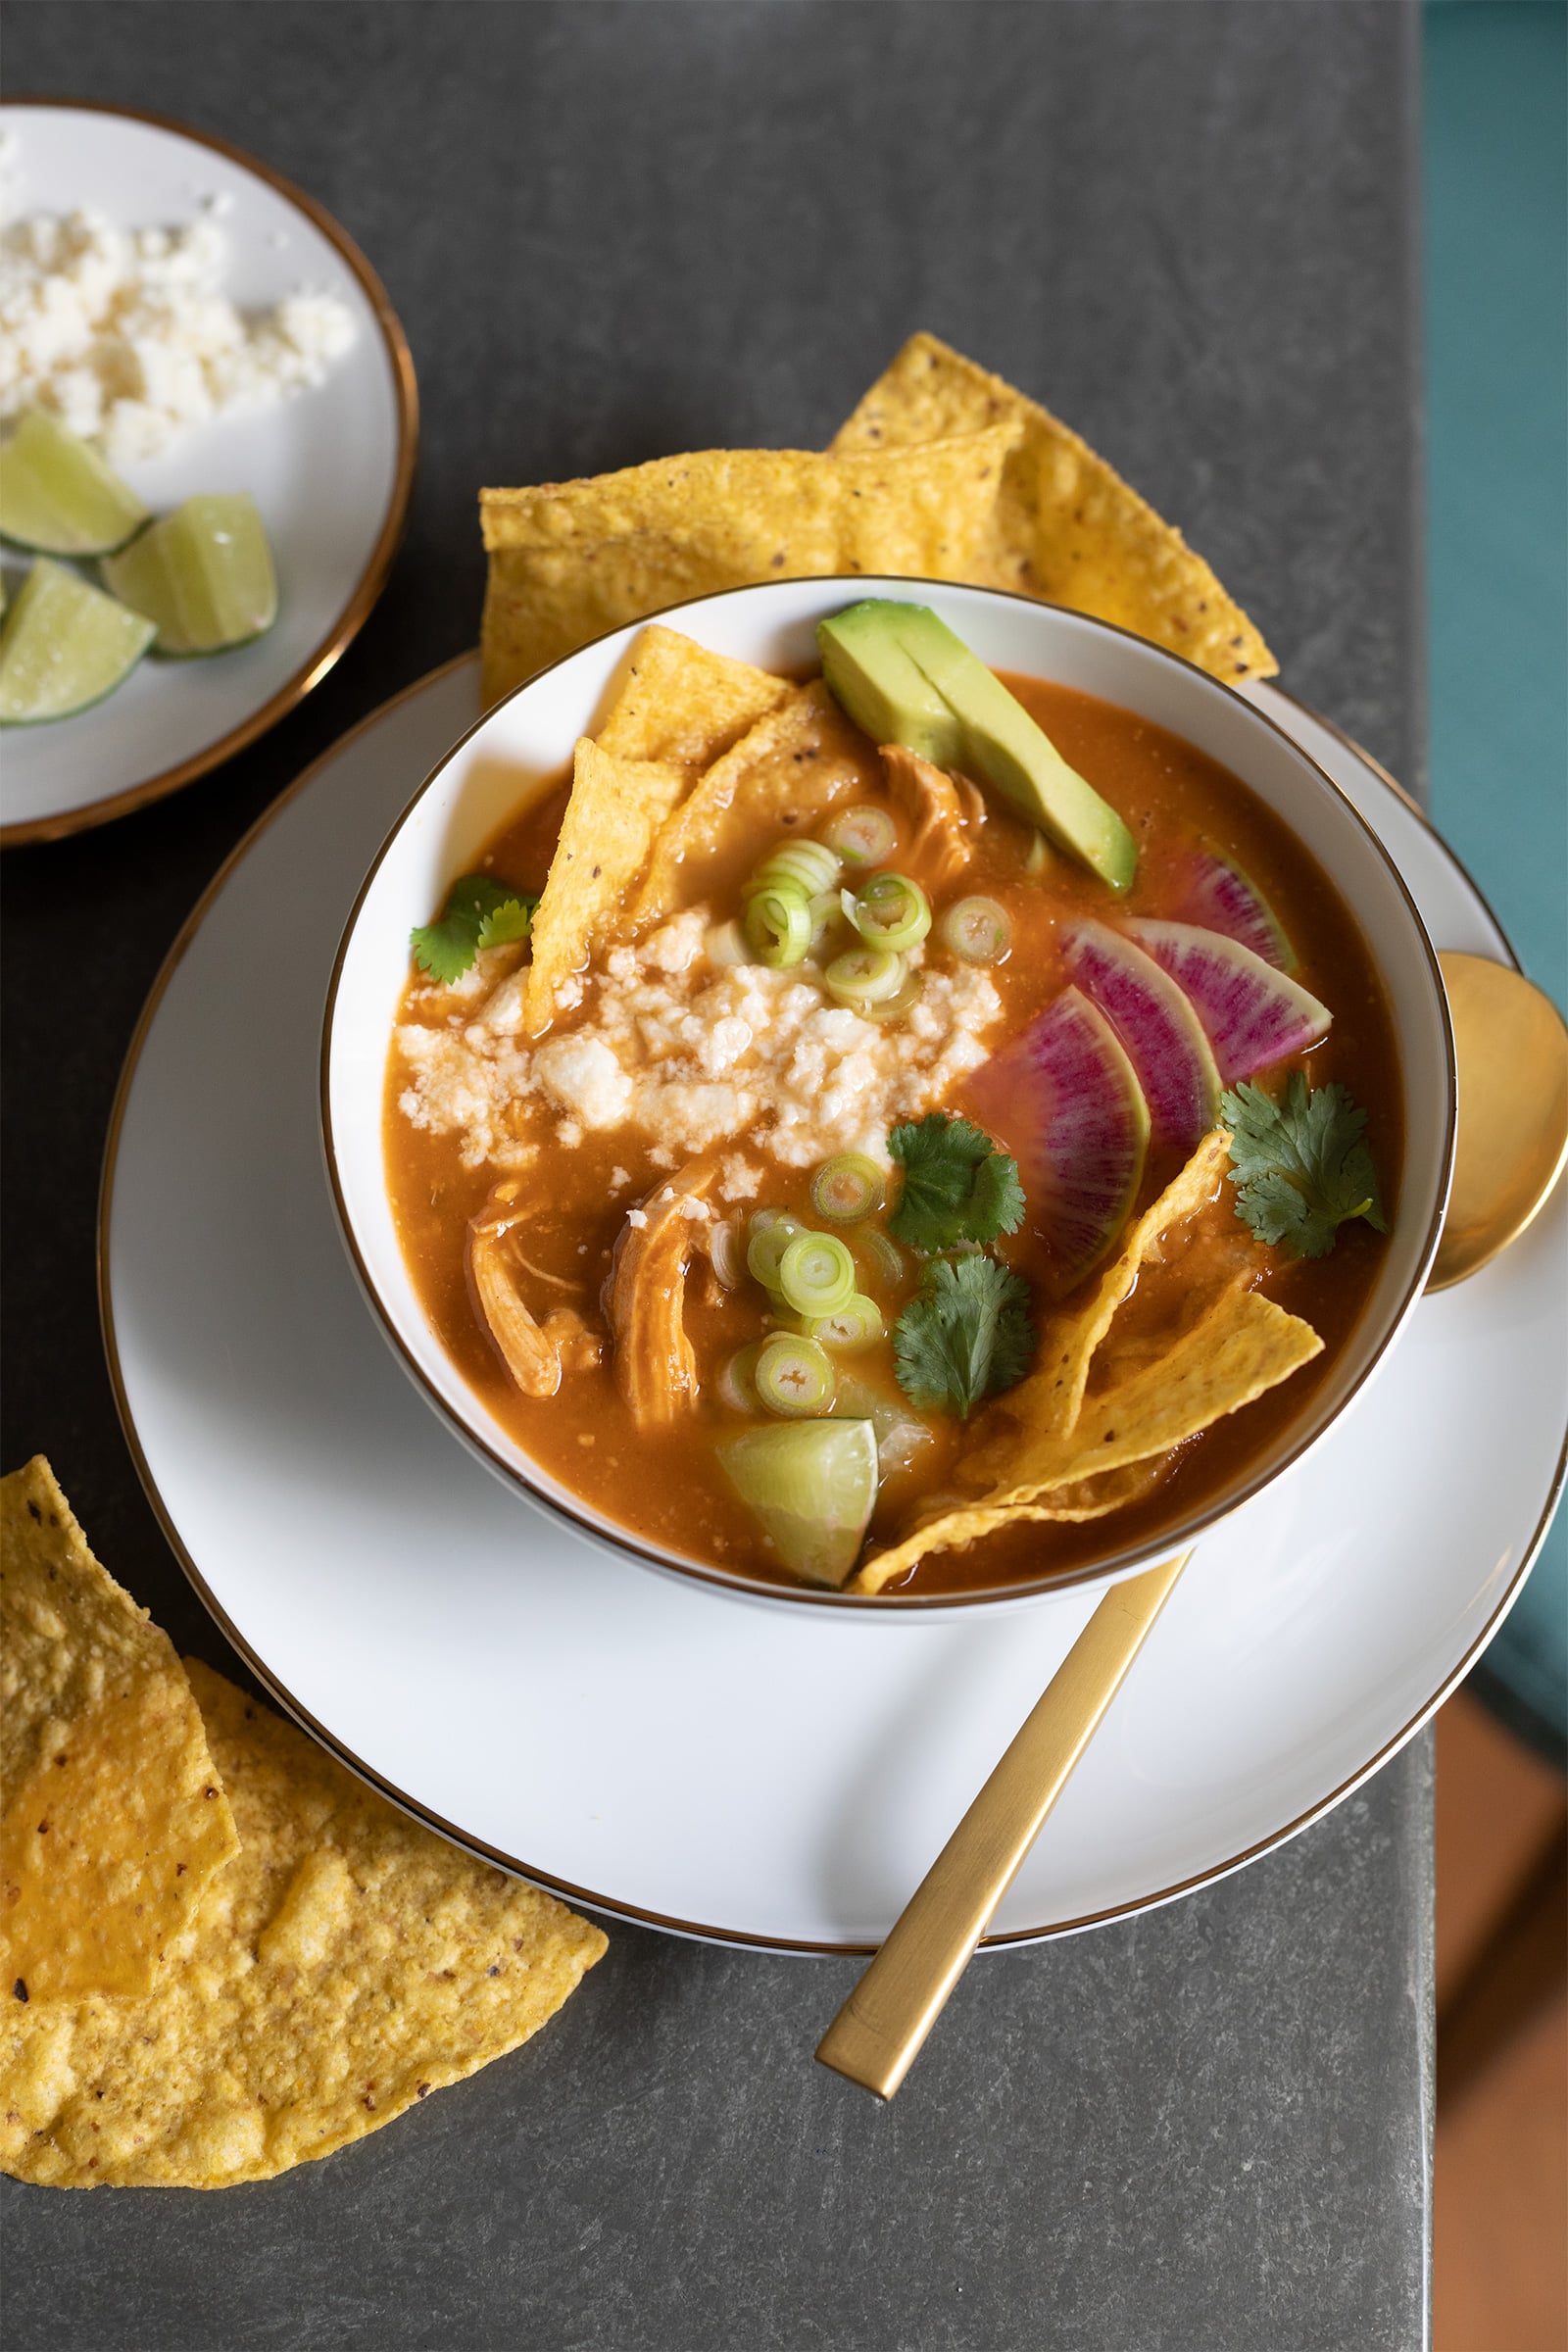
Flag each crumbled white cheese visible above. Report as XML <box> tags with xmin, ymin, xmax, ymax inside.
<box><xmin>396</xmin><ymin>905</ymin><xmax>1003</xmax><ymax>1175</ymax></box>
<box><xmin>473</xmin><ymin>965</ymin><xmax>528</xmax><ymax>1035</ymax></box>
<box><xmin>532</xmin><ymin>1034</ymin><xmax>635</xmax><ymax>1131</ymax></box>
<box><xmin>643</xmin><ymin>919</ymin><xmax>702</xmax><ymax>975</ymax></box>
<box><xmin>718</xmin><ymin>1154</ymin><xmax>762</xmax><ymax>1201</ymax></box>
<box><xmin>0</xmin><ymin>203</ymin><xmax>357</xmax><ymax>462</ymax></box>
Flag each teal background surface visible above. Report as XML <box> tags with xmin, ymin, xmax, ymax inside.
<box><xmin>1425</xmin><ymin>0</ymin><xmax>1566</xmax><ymax>1748</ymax></box>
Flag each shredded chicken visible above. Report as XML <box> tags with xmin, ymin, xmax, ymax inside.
<box><xmin>467</xmin><ymin>1185</ymin><xmax>604</xmax><ymax>1397</ymax></box>
<box><xmin>605</xmin><ymin>1166</ymin><xmax>713</xmax><ymax>1427</ymax></box>
<box><xmin>544</xmin><ymin>1306</ymin><xmax>604</xmax><ymax>1376</ymax></box>
<box><xmin>879</xmin><ymin>744</ymin><xmax>986</xmax><ymax>888</ymax></box>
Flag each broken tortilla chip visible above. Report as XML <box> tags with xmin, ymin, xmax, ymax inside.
<box><xmin>632</xmin><ymin>679</ymin><xmax>870</xmax><ymax>925</ymax></box>
<box><xmin>831</xmin><ymin>333</ymin><xmax>1277</xmax><ymax>686</ymax></box>
<box><xmin>522</xmin><ymin>737</ymin><xmax>689</xmax><ymax>1032</ymax></box>
<box><xmin>852</xmin><ymin>1289</ymin><xmax>1319</xmax><ymax>1593</ymax></box>
<box><xmin>479</xmin><ymin>426</ymin><xmax>1019</xmax><ymax>703</ymax></box>
<box><xmin>0</xmin><ymin>1661</ymin><xmax>607</xmax><ymax>2188</ymax></box>
<box><xmin>987</xmin><ymin>1129</ymin><xmax>1234</xmax><ymax>1451</ymax></box>
<box><xmin>853</xmin><ymin>1462</ymin><xmax>1167</xmax><ymax>1596</ymax></box>
<box><xmin>0</xmin><ymin>1458</ymin><xmax>238</xmax><ymax>2004</ymax></box>
<box><xmin>595</xmin><ymin>625</ymin><xmax>793</xmax><ymax>766</ymax></box>
<box><xmin>995</xmin><ymin>1288</ymin><xmax>1321</xmax><ymax>1503</ymax></box>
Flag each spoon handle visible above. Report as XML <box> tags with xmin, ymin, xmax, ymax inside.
<box><xmin>815</xmin><ymin>1548</ymin><xmax>1191</xmax><ymax>2100</ymax></box>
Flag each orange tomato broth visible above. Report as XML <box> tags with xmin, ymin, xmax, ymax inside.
<box><xmin>384</xmin><ymin>672</ymin><xmax>1402</xmax><ymax>1595</ymax></box>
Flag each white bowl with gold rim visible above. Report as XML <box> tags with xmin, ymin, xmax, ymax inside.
<box><xmin>321</xmin><ymin>576</ymin><xmax>1454</xmax><ymax>1612</ymax></box>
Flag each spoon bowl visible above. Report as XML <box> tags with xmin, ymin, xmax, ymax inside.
<box><xmin>1429</xmin><ymin>953</ymin><xmax>1568</xmax><ymax>1290</ymax></box>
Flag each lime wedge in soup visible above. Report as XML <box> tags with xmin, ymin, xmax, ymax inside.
<box><xmin>717</xmin><ymin>1418</ymin><xmax>879</xmax><ymax>1589</ymax></box>
<box><xmin>0</xmin><ymin>410</ymin><xmax>150</xmax><ymax>557</ymax></box>
<box><xmin>0</xmin><ymin>558</ymin><xmax>156</xmax><ymax>724</ymax></box>
<box><xmin>103</xmin><ymin>492</ymin><xmax>277</xmax><ymax>655</ymax></box>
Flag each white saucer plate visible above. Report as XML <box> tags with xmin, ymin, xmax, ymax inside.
<box><xmin>101</xmin><ymin>656</ymin><xmax>1567</xmax><ymax>1950</ymax></box>
<box><xmin>1</xmin><ymin>101</ymin><xmax>416</xmax><ymax>845</ymax></box>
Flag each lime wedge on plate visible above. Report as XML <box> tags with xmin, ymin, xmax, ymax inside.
<box><xmin>0</xmin><ymin>558</ymin><xmax>157</xmax><ymax>723</ymax></box>
<box><xmin>103</xmin><ymin>493</ymin><xmax>277</xmax><ymax>655</ymax></box>
<box><xmin>717</xmin><ymin>1418</ymin><xmax>879</xmax><ymax>1588</ymax></box>
<box><xmin>0</xmin><ymin>410</ymin><xmax>150</xmax><ymax>556</ymax></box>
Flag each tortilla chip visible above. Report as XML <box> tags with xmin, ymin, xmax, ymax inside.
<box><xmin>853</xmin><ymin>1462</ymin><xmax>1166</xmax><ymax>1595</ymax></box>
<box><xmin>522</xmin><ymin>738</ymin><xmax>690</xmax><ymax>1032</ymax></box>
<box><xmin>595</xmin><ymin>625</ymin><xmax>793</xmax><ymax>766</ymax></box>
<box><xmin>479</xmin><ymin>427</ymin><xmax>1019</xmax><ymax>703</ymax></box>
<box><xmin>832</xmin><ymin>333</ymin><xmax>1277</xmax><ymax>685</ymax></box>
<box><xmin>997</xmin><ymin>1289</ymin><xmax>1321</xmax><ymax>1503</ymax></box>
<box><xmin>0</xmin><ymin>1459</ymin><xmax>237</xmax><ymax>2004</ymax></box>
<box><xmin>853</xmin><ymin>1290</ymin><xmax>1319</xmax><ymax>1592</ymax></box>
<box><xmin>0</xmin><ymin>1663</ymin><xmax>607</xmax><ymax>2188</ymax></box>
<box><xmin>986</xmin><ymin>1130</ymin><xmax>1234</xmax><ymax>1450</ymax></box>
<box><xmin>632</xmin><ymin>679</ymin><xmax>869</xmax><ymax>925</ymax></box>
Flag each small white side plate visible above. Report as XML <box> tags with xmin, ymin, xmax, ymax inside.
<box><xmin>0</xmin><ymin>101</ymin><xmax>416</xmax><ymax>843</ymax></box>
<box><xmin>101</xmin><ymin>657</ymin><xmax>1567</xmax><ymax>1950</ymax></box>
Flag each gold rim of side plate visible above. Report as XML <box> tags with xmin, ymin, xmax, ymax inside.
<box><xmin>97</xmin><ymin>646</ymin><xmax>1567</xmax><ymax>1952</ymax></box>
<box><xmin>0</xmin><ymin>96</ymin><xmax>419</xmax><ymax>850</ymax></box>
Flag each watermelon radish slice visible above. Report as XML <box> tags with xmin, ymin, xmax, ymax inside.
<box><xmin>1129</xmin><ymin>919</ymin><xmax>1331</xmax><ymax>1083</ymax></box>
<box><xmin>1064</xmin><ymin>920</ymin><xmax>1222</xmax><ymax>1153</ymax></box>
<box><xmin>1178</xmin><ymin>848</ymin><xmax>1297</xmax><ymax>971</ymax></box>
<box><xmin>966</xmin><ymin>987</ymin><xmax>1150</xmax><ymax>1285</ymax></box>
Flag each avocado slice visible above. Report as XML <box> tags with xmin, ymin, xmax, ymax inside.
<box><xmin>817</xmin><ymin>600</ymin><xmax>1138</xmax><ymax>893</ymax></box>
<box><xmin>815</xmin><ymin>599</ymin><xmax>961</xmax><ymax>768</ymax></box>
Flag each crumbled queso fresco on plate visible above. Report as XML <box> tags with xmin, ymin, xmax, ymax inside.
<box><xmin>395</xmin><ymin>908</ymin><xmax>1002</xmax><ymax>1188</ymax></box>
<box><xmin>0</xmin><ymin>196</ymin><xmax>357</xmax><ymax>462</ymax></box>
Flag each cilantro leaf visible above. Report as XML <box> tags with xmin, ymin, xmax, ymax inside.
<box><xmin>893</xmin><ymin>1253</ymin><xmax>1035</xmax><ymax>1419</ymax></box>
<box><xmin>887</xmin><ymin>1113</ymin><xmax>1025</xmax><ymax>1251</ymax></box>
<box><xmin>411</xmin><ymin>873</ymin><xmax>537</xmax><ymax>984</ymax></box>
<box><xmin>476</xmin><ymin>896</ymin><xmax>534</xmax><ymax>951</ymax></box>
<box><xmin>408</xmin><ymin>911</ymin><xmax>482</xmax><ymax>985</ymax></box>
<box><xmin>1221</xmin><ymin>1072</ymin><xmax>1388</xmax><ymax>1260</ymax></box>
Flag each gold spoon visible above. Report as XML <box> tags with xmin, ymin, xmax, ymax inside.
<box><xmin>818</xmin><ymin>953</ymin><xmax>1568</xmax><ymax>2100</ymax></box>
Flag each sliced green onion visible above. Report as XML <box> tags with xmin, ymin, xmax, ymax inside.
<box><xmin>746</xmin><ymin>1209</ymin><xmax>805</xmax><ymax>1290</ymax></box>
<box><xmin>809</xmin><ymin>1152</ymin><xmax>886</xmax><ymax>1222</ymax></box>
<box><xmin>807</xmin><ymin>888</ymin><xmax>847</xmax><ymax>954</ymax></box>
<box><xmin>939</xmin><ymin>895</ymin><xmax>1013</xmax><ymax>964</ymax></box>
<box><xmin>754</xmin><ymin>1331</ymin><xmax>837</xmax><ymax>1418</ymax></box>
<box><xmin>852</xmin><ymin>1222</ymin><xmax>906</xmax><ymax>1288</ymax></box>
<box><xmin>823</xmin><ymin>804</ymin><xmax>899</xmax><ymax>867</ymax></box>
<box><xmin>777</xmin><ymin>1230</ymin><xmax>858</xmax><ymax>1317</ymax></box>
<box><xmin>716</xmin><ymin>1345</ymin><xmax>761</xmax><ymax>1412</ymax></box>
<box><xmin>860</xmin><ymin>967</ymin><xmax>923</xmax><ymax>1022</ymax></box>
<box><xmin>705</xmin><ymin>916</ymin><xmax>752</xmax><ymax>967</ymax></box>
<box><xmin>804</xmin><ymin>1294</ymin><xmax>885</xmax><ymax>1350</ymax></box>
<box><xmin>709</xmin><ymin>1219</ymin><xmax>747</xmax><ymax>1290</ymax></box>
<box><xmin>824</xmin><ymin>945</ymin><xmax>906</xmax><ymax>1008</ymax></box>
<box><xmin>746</xmin><ymin>838</ymin><xmax>841</xmax><ymax>901</ymax></box>
<box><xmin>744</xmin><ymin>882</ymin><xmax>812</xmax><ymax>968</ymax></box>
<box><xmin>843</xmin><ymin>871</ymin><xmax>931</xmax><ymax>953</ymax></box>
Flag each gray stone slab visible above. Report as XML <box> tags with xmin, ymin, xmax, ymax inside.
<box><xmin>1</xmin><ymin>5</ymin><xmax>1431</xmax><ymax>2345</ymax></box>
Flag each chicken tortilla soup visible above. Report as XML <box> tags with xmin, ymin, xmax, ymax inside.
<box><xmin>385</xmin><ymin>604</ymin><xmax>1399</xmax><ymax>1596</ymax></box>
